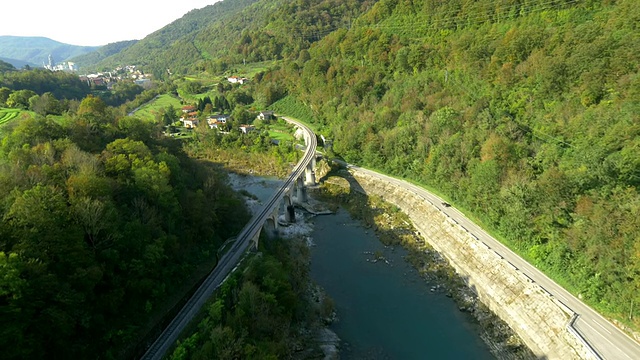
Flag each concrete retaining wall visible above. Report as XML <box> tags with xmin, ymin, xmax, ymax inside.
<box><xmin>343</xmin><ymin>169</ymin><xmax>595</xmax><ymax>360</ymax></box>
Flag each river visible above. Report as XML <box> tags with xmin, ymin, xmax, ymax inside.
<box><xmin>230</xmin><ymin>174</ymin><xmax>495</xmax><ymax>359</ymax></box>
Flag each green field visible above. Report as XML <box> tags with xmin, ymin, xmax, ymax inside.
<box><xmin>177</xmin><ymin>88</ymin><xmax>220</xmax><ymax>103</ymax></box>
<box><xmin>183</xmin><ymin>71</ymin><xmax>220</xmax><ymax>87</ymax></box>
<box><xmin>268</xmin><ymin>130</ymin><xmax>294</xmax><ymax>142</ymax></box>
<box><xmin>131</xmin><ymin>94</ymin><xmax>182</xmax><ymax>122</ymax></box>
<box><xmin>0</xmin><ymin>108</ymin><xmax>20</xmax><ymax>126</ymax></box>
<box><xmin>224</xmin><ymin>60</ymin><xmax>276</xmax><ymax>78</ymax></box>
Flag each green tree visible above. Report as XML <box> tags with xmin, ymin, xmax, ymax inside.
<box><xmin>231</xmin><ymin>106</ymin><xmax>254</xmax><ymax>126</ymax></box>
<box><xmin>6</xmin><ymin>89</ymin><xmax>37</xmax><ymax>109</ymax></box>
<box><xmin>162</xmin><ymin>104</ymin><xmax>179</xmax><ymax>125</ymax></box>
<box><xmin>29</xmin><ymin>92</ymin><xmax>62</xmax><ymax>116</ymax></box>
<box><xmin>0</xmin><ymin>87</ymin><xmax>11</xmax><ymax>106</ymax></box>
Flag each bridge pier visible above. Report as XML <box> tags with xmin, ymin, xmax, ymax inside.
<box><xmin>253</xmin><ymin>126</ymin><xmax>318</xmax><ymax>247</ymax></box>
<box><xmin>284</xmin><ymin>192</ymin><xmax>295</xmax><ymax>223</ymax></box>
<box><xmin>305</xmin><ymin>162</ymin><xmax>316</xmax><ymax>186</ymax></box>
<box><xmin>296</xmin><ymin>177</ymin><xmax>308</xmax><ymax>203</ymax></box>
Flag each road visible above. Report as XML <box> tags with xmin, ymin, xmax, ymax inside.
<box><xmin>140</xmin><ymin>118</ymin><xmax>316</xmax><ymax>360</ymax></box>
<box><xmin>347</xmin><ymin>164</ymin><xmax>640</xmax><ymax>360</ymax></box>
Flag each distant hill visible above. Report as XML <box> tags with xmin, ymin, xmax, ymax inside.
<box><xmin>0</xmin><ymin>56</ymin><xmax>38</xmax><ymax>69</ymax></box>
<box><xmin>69</xmin><ymin>40</ymin><xmax>138</xmax><ymax>70</ymax></box>
<box><xmin>0</xmin><ymin>36</ymin><xmax>99</xmax><ymax>67</ymax></box>
<box><xmin>93</xmin><ymin>0</ymin><xmax>370</xmax><ymax>79</ymax></box>
<box><xmin>0</xmin><ymin>59</ymin><xmax>15</xmax><ymax>72</ymax></box>
<box><xmin>93</xmin><ymin>0</ymin><xmax>261</xmax><ymax>77</ymax></box>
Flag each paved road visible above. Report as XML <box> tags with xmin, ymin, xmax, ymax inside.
<box><xmin>347</xmin><ymin>164</ymin><xmax>640</xmax><ymax>360</ymax></box>
<box><xmin>140</xmin><ymin>118</ymin><xmax>316</xmax><ymax>360</ymax></box>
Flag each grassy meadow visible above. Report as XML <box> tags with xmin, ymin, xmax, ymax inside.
<box><xmin>131</xmin><ymin>94</ymin><xmax>182</xmax><ymax>122</ymax></box>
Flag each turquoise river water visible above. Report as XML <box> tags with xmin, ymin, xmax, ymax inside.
<box><xmin>230</xmin><ymin>174</ymin><xmax>495</xmax><ymax>359</ymax></box>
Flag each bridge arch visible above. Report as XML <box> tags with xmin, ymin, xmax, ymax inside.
<box><xmin>263</xmin><ymin>217</ymin><xmax>277</xmax><ymax>239</ymax></box>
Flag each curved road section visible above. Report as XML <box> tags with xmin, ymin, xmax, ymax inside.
<box><xmin>141</xmin><ymin>118</ymin><xmax>316</xmax><ymax>360</ymax></box>
<box><xmin>348</xmin><ymin>165</ymin><xmax>640</xmax><ymax>360</ymax></box>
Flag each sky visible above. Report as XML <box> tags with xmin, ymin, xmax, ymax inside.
<box><xmin>0</xmin><ymin>0</ymin><xmax>221</xmax><ymax>46</ymax></box>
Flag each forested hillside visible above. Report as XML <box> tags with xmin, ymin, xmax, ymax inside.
<box><xmin>0</xmin><ymin>60</ymin><xmax>15</xmax><ymax>73</ymax></box>
<box><xmin>70</xmin><ymin>40</ymin><xmax>138</xmax><ymax>69</ymax></box>
<box><xmin>94</xmin><ymin>0</ymin><xmax>260</xmax><ymax>76</ymax></box>
<box><xmin>254</xmin><ymin>0</ymin><xmax>640</xmax><ymax>330</ymax></box>
<box><xmin>94</xmin><ymin>0</ymin><xmax>374</xmax><ymax>78</ymax></box>
<box><xmin>190</xmin><ymin>0</ymin><xmax>375</xmax><ymax>73</ymax></box>
<box><xmin>0</xmin><ymin>96</ymin><xmax>250</xmax><ymax>358</ymax></box>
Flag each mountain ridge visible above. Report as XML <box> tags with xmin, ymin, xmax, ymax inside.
<box><xmin>0</xmin><ymin>35</ymin><xmax>100</xmax><ymax>68</ymax></box>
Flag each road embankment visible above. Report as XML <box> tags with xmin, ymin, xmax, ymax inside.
<box><xmin>342</xmin><ymin>167</ymin><xmax>595</xmax><ymax>360</ymax></box>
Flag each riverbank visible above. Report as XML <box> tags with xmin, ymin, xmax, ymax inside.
<box><xmin>163</xmin><ymin>172</ymin><xmax>340</xmax><ymax>359</ymax></box>
<box><xmin>311</xmin><ymin>177</ymin><xmax>536</xmax><ymax>360</ymax></box>
<box><xmin>165</xmin><ymin>225</ymin><xmax>340</xmax><ymax>359</ymax></box>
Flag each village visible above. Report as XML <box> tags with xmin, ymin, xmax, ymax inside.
<box><xmin>178</xmin><ymin>106</ymin><xmax>274</xmax><ymax>135</ymax></box>
<box><xmin>75</xmin><ymin>64</ymin><xmax>274</xmax><ymax>138</ymax></box>
<box><xmin>78</xmin><ymin>65</ymin><xmax>152</xmax><ymax>90</ymax></box>
<box><xmin>172</xmin><ymin>74</ymin><xmax>272</xmax><ymax>135</ymax></box>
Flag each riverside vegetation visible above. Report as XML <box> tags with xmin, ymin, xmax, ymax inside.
<box><xmin>0</xmin><ymin>51</ymin><xmax>304</xmax><ymax>359</ymax></box>
<box><xmin>167</xmin><ymin>235</ymin><xmax>337</xmax><ymax>360</ymax></box>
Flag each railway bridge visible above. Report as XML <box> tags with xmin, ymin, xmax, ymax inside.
<box><xmin>141</xmin><ymin>116</ymin><xmax>317</xmax><ymax>360</ymax></box>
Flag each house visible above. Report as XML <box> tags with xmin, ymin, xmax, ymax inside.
<box><xmin>239</xmin><ymin>124</ymin><xmax>256</xmax><ymax>134</ymax></box>
<box><xmin>183</xmin><ymin>118</ymin><xmax>199</xmax><ymax>128</ymax></box>
<box><xmin>181</xmin><ymin>105</ymin><xmax>196</xmax><ymax>113</ymax></box>
<box><xmin>257</xmin><ymin>111</ymin><xmax>274</xmax><ymax>121</ymax></box>
<box><xmin>213</xmin><ymin>114</ymin><xmax>231</xmax><ymax>123</ymax></box>
<box><xmin>227</xmin><ymin>76</ymin><xmax>249</xmax><ymax>84</ymax></box>
<box><xmin>207</xmin><ymin>114</ymin><xmax>231</xmax><ymax>129</ymax></box>
<box><xmin>207</xmin><ymin>116</ymin><xmax>221</xmax><ymax>129</ymax></box>
<box><xmin>180</xmin><ymin>111</ymin><xmax>199</xmax><ymax>128</ymax></box>
<box><xmin>92</xmin><ymin>78</ymin><xmax>106</xmax><ymax>87</ymax></box>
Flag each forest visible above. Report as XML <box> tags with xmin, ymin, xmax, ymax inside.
<box><xmin>0</xmin><ymin>65</ymin><xmax>150</xmax><ymax>115</ymax></box>
<box><xmin>87</xmin><ymin>0</ymin><xmax>375</xmax><ymax>78</ymax></box>
<box><xmin>251</xmin><ymin>0</ymin><xmax>640</xmax><ymax>330</ymax></box>
<box><xmin>1</xmin><ymin>0</ymin><xmax>640</xmax><ymax>357</ymax></box>
<box><xmin>0</xmin><ymin>94</ymin><xmax>250</xmax><ymax>358</ymax></box>
<box><xmin>0</xmin><ymin>67</ymin><xmax>90</xmax><ymax>102</ymax></box>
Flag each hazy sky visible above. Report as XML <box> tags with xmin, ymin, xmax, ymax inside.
<box><xmin>1</xmin><ymin>0</ymin><xmax>221</xmax><ymax>46</ymax></box>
